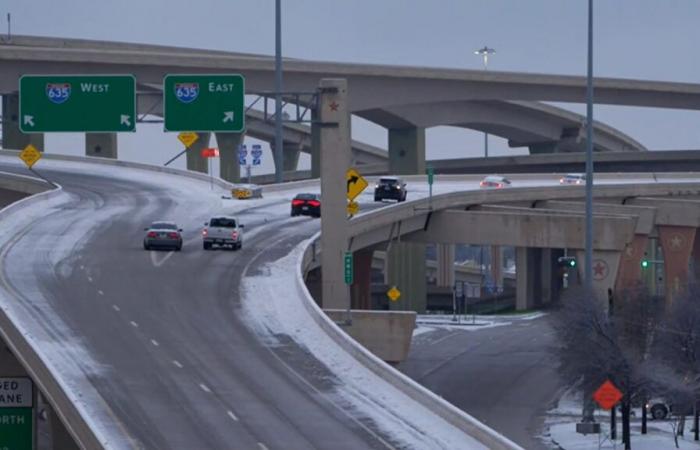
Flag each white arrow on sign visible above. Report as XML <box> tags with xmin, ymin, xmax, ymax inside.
<box><xmin>23</xmin><ymin>115</ymin><xmax>35</xmax><ymax>127</ymax></box>
<box><xmin>223</xmin><ymin>111</ymin><xmax>234</xmax><ymax>123</ymax></box>
<box><xmin>120</xmin><ymin>115</ymin><xmax>131</xmax><ymax>127</ymax></box>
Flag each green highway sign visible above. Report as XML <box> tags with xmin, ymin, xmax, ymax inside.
<box><xmin>164</xmin><ymin>74</ymin><xmax>245</xmax><ymax>132</ymax></box>
<box><xmin>0</xmin><ymin>377</ymin><xmax>33</xmax><ymax>450</ymax></box>
<box><xmin>0</xmin><ymin>408</ymin><xmax>33</xmax><ymax>450</ymax></box>
<box><xmin>19</xmin><ymin>75</ymin><xmax>136</xmax><ymax>133</ymax></box>
<box><xmin>344</xmin><ymin>252</ymin><xmax>353</xmax><ymax>285</ymax></box>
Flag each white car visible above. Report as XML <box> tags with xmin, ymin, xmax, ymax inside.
<box><xmin>559</xmin><ymin>173</ymin><xmax>586</xmax><ymax>185</ymax></box>
<box><xmin>479</xmin><ymin>175</ymin><xmax>511</xmax><ymax>189</ymax></box>
<box><xmin>202</xmin><ymin>216</ymin><xmax>244</xmax><ymax>250</ymax></box>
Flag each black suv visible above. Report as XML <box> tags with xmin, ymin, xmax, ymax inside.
<box><xmin>374</xmin><ymin>177</ymin><xmax>407</xmax><ymax>202</ymax></box>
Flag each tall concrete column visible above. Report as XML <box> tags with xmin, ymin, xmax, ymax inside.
<box><xmin>575</xmin><ymin>249</ymin><xmax>622</xmax><ymax>307</ymax></box>
<box><xmin>693</xmin><ymin>234</ymin><xmax>700</xmax><ymax>282</ymax></box>
<box><xmin>516</xmin><ymin>247</ymin><xmax>535</xmax><ymax>310</ymax></box>
<box><xmin>539</xmin><ymin>248</ymin><xmax>555</xmax><ymax>305</ymax></box>
<box><xmin>186</xmin><ymin>132</ymin><xmax>211</xmax><ymax>174</ymax></box>
<box><xmin>351</xmin><ymin>249</ymin><xmax>373</xmax><ymax>310</ymax></box>
<box><xmin>2</xmin><ymin>94</ymin><xmax>44</xmax><ymax>151</ymax></box>
<box><xmin>270</xmin><ymin>142</ymin><xmax>302</xmax><ymax>173</ymax></box>
<box><xmin>85</xmin><ymin>133</ymin><xmax>117</xmax><ymax>159</ymax></box>
<box><xmin>615</xmin><ymin>234</ymin><xmax>649</xmax><ymax>293</ymax></box>
<box><xmin>491</xmin><ymin>245</ymin><xmax>503</xmax><ymax>289</ymax></box>
<box><xmin>215</xmin><ymin>132</ymin><xmax>243</xmax><ymax>183</ymax></box>
<box><xmin>388</xmin><ymin>126</ymin><xmax>425</xmax><ymax>175</ymax></box>
<box><xmin>320</xmin><ymin>79</ymin><xmax>351</xmax><ymax>310</ymax></box>
<box><xmin>311</xmin><ymin>108</ymin><xmax>321</xmax><ymax>179</ymax></box>
<box><xmin>658</xmin><ymin>225</ymin><xmax>696</xmax><ymax>303</ymax></box>
<box><xmin>386</xmin><ymin>242</ymin><xmax>427</xmax><ymax>312</ymax></box>
<box><xmin>435</xmin><ymin>243</ymin><xmax>455</xmax><ymax>288</ymax></box>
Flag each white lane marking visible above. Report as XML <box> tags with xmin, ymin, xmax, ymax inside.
<box><xmin>199</xmin><ymin>383</ymin><xmax>211</xmax><ymax>393</ymax></box>
<box><xmin>87</xmin><ymin>276</ymin><xmax>93</xmax><ymax>282</ymax></box>
<box><xmin>257</xmin><ymin>443</ymin><xmax>269</xmax><ymax>450</ymax></box>
<box><xmin>150</xmin><ymin>339</ymin><xmax>159</xmax><ymax>347</ymax></box>
<box><xmin>227</xmin><ymin>410</ymin><xmax>239</xmax><ymax>422</ymax></box>
<box><xmin>98</xmin><ymin>290</ymin><xmax>104</xmax><ymax>296</ymax></box>
<box><xmin>172</xmin><ymin>360</ymin><xmax>183</xmax><ymax>369</ymax></box>
<box><xmin>150</xmin><ymin>250</ymin><xmax>175</xmax><ymax>268</ymax></box>
<box><xmin>130</xmin><ymin>321</ymin><xmax>138</xmax><ymax>328</ymax></box>
<box><xmin>112</xmin><ymin>304</ymin><xmax>120</xmax><ymax>312</ymax></box>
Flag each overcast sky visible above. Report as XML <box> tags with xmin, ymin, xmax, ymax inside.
<box><xmin>3</xmin><ymin>1</ymin><xmax>700</xmax><ymax>172</ymax></box>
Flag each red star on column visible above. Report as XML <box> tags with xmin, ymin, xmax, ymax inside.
<box><xmin>329</xmin><ymin>101</ymin><xmax>339</xmax><ymax>111</ymax></box>
<box><xmin>593</xmin><ymin>262</ymin><xmax>606</xmax><ymax>277</ymax></box>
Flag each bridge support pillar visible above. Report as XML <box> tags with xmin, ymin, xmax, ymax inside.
<box><xmin>311</xmin><ymin>108</ymin><xmax>321</xmax><ymax>178</ymax></box>
<box><xmin>215</xmin><ymin>132</ymin><xmax>242</xmax><ymax>183</ymax></box>
<box><xmin>575</xmin><ymin>249</ymin><xmax>622</xmax><ymax>310</ymax></box>
<box><xmin>539</xmin><ymin>248</ymin><xmax>557</xmax><ymax>305</ymax></box>
<box><xmin>386</xmin><ymin>242</ymin><xmax>427</xmax><ymax>312</ymax></box>
<box><xmin>271</xmin><ymin>142</ymin><xmax>302</xmax><ymax>173</ymax></box>
<box><xmin>491</xmin><ymin>245</ymin><xmax>503</xmax><ymax>289</ymax></box>
<box><xmin>85</xmin><ymin>133</ymin><xmax>117</xmax><ymax>159</ymax></box>
<box><xmin>351</xmin><ymin>249</ymin><xmax>373</xmax><ymax>309</ymax></box>
<box><xmin>435</xmin><ymin>244</ymin><xmax>455</xmax><ymax>288</ymax></box>
<box><xmin>528</xmin><ymin>142</ymin><xmax>559</xmax><ymax>154</ymax></box>
<box><xmin>516</xmin><ymin>247</ymin><xmax>536</xmax><ymax>310</ymax></box>
<box><xmin>320</xmin><ymin>79</ymin><xmax>351</xmax><ymax>310</ymax></box>
<box><xmin>658</xmin><ymin>225</ymin><xmax>696</xmax><ymax>304</ymax></box>
<box><xmin>388</xmin><ymin>126</ymin><xmax>425</xmax><ymax>175</ymax></box>
<box><xmin>2</xmin><ymin>94</ymin><xmax>44</xmax><ymax>151</ymax></box>
<box><xmin>186</xmin><ymin>132</ymin><xmax>211</xmax><ymax>174</ymax></box>
<box><xmin>615</xmin><ymin>234</ymin><xmax>649</xmax><ymax>294</ymax></box>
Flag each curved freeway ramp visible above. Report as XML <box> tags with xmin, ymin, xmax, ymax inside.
<box><xmin>0</xmin><ymin>155</ymin><xmax>518</xmax><ymax>449</ymax></box>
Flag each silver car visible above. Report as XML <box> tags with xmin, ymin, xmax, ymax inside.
<box><xmin>143</xmin><ymin>221</ymin><xmax>183</xmax><ymax>251</ymax></box>
<box><xmin>202</xmin><ymin>216</ymin><xmax>244</xmax><ymax>250</ymax></box>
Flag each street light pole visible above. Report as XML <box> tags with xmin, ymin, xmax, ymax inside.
<box><xmin>274</xmin><ymin>0</ymin><xmax>284</xmax><ymax>183</ymax></box>
<box><xmin>584</xmin><ymin>0</ymin><xmax>594</xmax><ymax>295</ymax></box>
<box><xmin>474</xmin><ymin>46</ymin><xmax>495</xmax><ymax>158</ymax></box>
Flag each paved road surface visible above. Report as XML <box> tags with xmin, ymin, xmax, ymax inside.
<box><xmin>399</xmin><ymin>315</ymin><xmax>562</xmax><ymax>450</ymax></box>
<box><xmin>0</xmin><ymin>164</ymin><xmax>396</xmax><ymax>450</ymax></box>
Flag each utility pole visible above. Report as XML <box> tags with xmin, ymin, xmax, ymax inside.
<box><xmin>474</xmin><ymin>46</ymin><xmax>495</xmax><ymax>158</ymax></box>
<box><xmin>274</xmin><ymin>0</ymin><xmax>284</xmax><ymax>183</ymax></box>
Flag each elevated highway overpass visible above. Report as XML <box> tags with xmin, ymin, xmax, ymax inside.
<box><xmin>11</xmin><ymin>35</ymin><xmax>700</xmax><ymax>181</ymax></box>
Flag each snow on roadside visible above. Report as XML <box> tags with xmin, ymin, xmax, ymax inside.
<box><xmin>240</xmin><ymin>242</ymin><xmax>489</xmax><ymax>450</ymax></box>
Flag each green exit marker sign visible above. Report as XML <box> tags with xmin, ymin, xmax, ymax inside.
<box><xmin>163</xmin><ymin>74</ymin><xmax>245</xmax><ymax>133</ymax></box>
<box><xmin>19</xmin><ymin>75</ymin><xmax>136</xmax><ymax>133</ymax></box>
<box><xmin>344</xmin><ymin>252</ymin><xmax>353</xmax><ymax>285</ymax></box>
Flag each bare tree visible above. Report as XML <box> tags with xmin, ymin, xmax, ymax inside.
<box><xmin>552</xmin><ymin>285</ymin><xmax>663</xmax><ymax>450</ymax></box>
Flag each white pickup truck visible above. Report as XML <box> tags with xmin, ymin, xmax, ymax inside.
<box><xmin>202</xmin><ymin>216</ymin><xmax>244</xmax><ymax>250</ymax></box>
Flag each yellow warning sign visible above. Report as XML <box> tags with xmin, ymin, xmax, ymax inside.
<box><xmin>178</xmin><ymin>132</ymin><xmax>199</xmax><ymax>148</ymax></box>
<box><xmin>346</xmin><ymin>168</ymin><xmax>368</xmax><ymax>201</ymax></box>
<box><xmin>19</xmin><ymin>144</ymin><xmax>41</xmax><ymax>168</ymax></box>
<box><xmin>387</xmin><ymin>286</ymin><xmax>401</xmax><ymax>302</ymax></box>
<box><xmin>347</xmin><ymin>200</ymin><xmax>359</xmax><ymax>216</ymax></box>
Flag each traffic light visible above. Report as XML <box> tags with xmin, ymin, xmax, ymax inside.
<box><xmin>641</xmin><ymin>259</ymin><xmax>650</xmax><ymax>269</ymax></box>
<box><xmin>558</xmin><ymin>256</ymin><xmax>577</xmax><ymax>268</ymax></box>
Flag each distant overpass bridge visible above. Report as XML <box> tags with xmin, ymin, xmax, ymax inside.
<box><xmin>11</xmin><ymin>35</ymin><xmax>700</xmax><ymax>180</ymax></box>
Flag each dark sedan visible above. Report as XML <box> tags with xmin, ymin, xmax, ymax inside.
<box><xmin>291</xmin><ymin>193</ymin><xmax>321</xmax><ymax>217</ymax></box>
<box><xmin>143</xmin><ymin>221</ymin><xmax>183</xmax><ymax>251</ymax></box>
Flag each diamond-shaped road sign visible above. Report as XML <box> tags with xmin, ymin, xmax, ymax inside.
<box><xmin>387</xmin><ymin>286</ymin><xmax>401</xmax><ymax>302</ymax></box>
<box><xmin>347</xmin><ymin>201</ymin><xmax>359</xmax><ymax>216</ymax></box>
<box><xmin>346</xmin><ymin>168</ymin><xmax>368</xmax><ymax>201</ymax></box>
<box><xmin>19</xmin><ymin>144</ymin><xmax>41</xmax><ymax>168</ymax></box>
<box><xmin>593</xmin><ymin>380</ymin><xmax>623</xmax><ymax>410</ymax></box>
<box><xmin>178</xmin><ymin>132</ymin><xmax>199</xmax><ymax>148</ymax></box>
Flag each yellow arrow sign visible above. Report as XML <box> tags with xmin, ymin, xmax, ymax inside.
<box><xmin>178</xmin><ymin>132</ymin><xmax>199</xmax><ymax>148</ymax></box>
<box><xmin>347</xmin><ymin>200</ymin><xmax>359</xmax><ymax>216</ymax></box>
<box><xmin>387</xmin><ymin>286</ymin><xmax>401</xmax><ymax>302</ymax></box>
<box><xmin>346</xmin><ymin>168</ymin><xmax>368</xmax><ymax>201</ymax></box>
<box><xmin>19</xmin><ymin>144</ymin><xmax>41</xmax><ymax>168</ymax></box>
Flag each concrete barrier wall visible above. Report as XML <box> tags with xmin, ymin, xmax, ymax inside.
<box><xmin>323</xmin><ymin>309</ymin><xmax>416</xmax><ymax>364</ymax></box>
<box><xmin>0</xmin><ymin>182</ymin><xmax>106</xmax><ymax>449</ymax></box>
<box><xmin>298</xmin><ymin>233</ymin><xmax>523</xmax><ymax>450</ymax></box>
